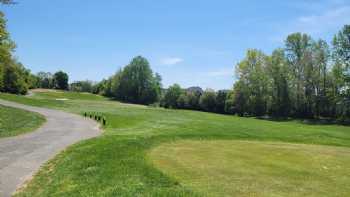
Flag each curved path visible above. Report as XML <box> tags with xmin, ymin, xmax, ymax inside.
<box><xmin>0</xmin><ymin>99</ymin><xmax>101</xmax><ymax>197</ymax></box>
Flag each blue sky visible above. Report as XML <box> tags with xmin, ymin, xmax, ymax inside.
<box><xmin>2</xmin><ymin>0</ymin><xmax>350</xmax><ymax>90</ymax></box>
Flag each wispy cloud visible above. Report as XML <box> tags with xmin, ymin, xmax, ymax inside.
<box><xmin>295</xmin><ymin>6</ymin><xmax>350</xmax><ymax>35</ymax></box>
<box><xmin>160</xmin><ymin>57</ymin><xmax>184</xmax><ymax>66</ymax></box>
<box><xmin>272</xmin><ymin>3</ymin><xmax>350</xmax><ymax>42</ymax></box>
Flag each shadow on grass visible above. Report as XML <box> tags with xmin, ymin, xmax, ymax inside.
<box><xmin>256</xmin><ymin>116</ymin><xmax>350</xmax><ymax>126</ymax></box>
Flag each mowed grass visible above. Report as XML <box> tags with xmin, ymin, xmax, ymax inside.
<box><xmin>0</xmin><ymin>91</ymin><xmax>349</xmax><ymax>196</ymax></box>
<box><xmin>0</xmin><ymin>105</ymin><xmax>45</xmax><ymax>138</ymax></box>
<box><xmin>149</xmin><ymin>140</ymin><xmax>350</xmax><ymax>197</ymax></box>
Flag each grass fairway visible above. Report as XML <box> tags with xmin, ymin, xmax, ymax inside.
<box><xmin>0</xmin><ymin>105</ymin><xmax>45</xmax><ymax>138</ymax></box>
<box><xmin>149</xmin><ymin>140</ymin><xmax>350</xmax><ymax>197</ymax></box>
<box><xmin>0</xmin><ymin>91</ymin><xmax>349</xmax><ymax>196</ymax></box>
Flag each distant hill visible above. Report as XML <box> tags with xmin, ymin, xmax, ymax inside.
<box><xmin>186</xmin><ymin>86</ymin><xmax>203</xmax><ymax>94</ymax></box>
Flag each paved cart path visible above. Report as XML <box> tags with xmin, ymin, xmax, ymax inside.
<box><xmin>0</xmin><ymin>99</ymin><xmax>101</xmax><ymax>197</ymax></box>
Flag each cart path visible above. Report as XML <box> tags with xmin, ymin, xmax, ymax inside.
<box><xmin>0</xmin><ymin>99</ymin><xmax>101</xmax><ymax>197</ymax></box>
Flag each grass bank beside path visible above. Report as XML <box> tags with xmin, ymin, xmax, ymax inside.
<box><xmin>0</xmin><ymin>90</ymin><xmax>349</xmax><ymax>196</ymax></box>
<box><xmin>0</xmin><ymin>104</ymin><xmax>45</xmax><ymax>138</ymax></box>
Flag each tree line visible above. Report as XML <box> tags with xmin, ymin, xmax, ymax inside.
<box><xmin>231</xmin><ymin>26</ymin><xmax>349</xmax><ymax>121</ymax></box>
<box><xmin>0</xmin><ymin>5</ymin><xmax>349</xmax><ymax>121</ymax></box>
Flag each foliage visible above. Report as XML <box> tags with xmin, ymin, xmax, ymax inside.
<box><xmin>53</xmin><ymin>71</ymin><xmax>69</xmax><ymax>90</ymax></box>
<box><xmin>230</xmin><ymin>25</ymin><xmax>350</xmax><ymax>121</ymax></box>
<box><xmin>199</xmin><ymin>89</ymin><xmax>217</xmax><ymax>112</ymax></box>
<box><xmin>36</xmin><ymin>72</ymin><xmax>54</xmax><ymax>89</ymax></box>
<box><xmin>161</xmin><ymin>83</ymin><xmax>182</xmax><ymax>108</ymax></box>
<box><xmin>94</xmin><ymin>56</ymin><xmax>162</xmax><ymax>105</ymax></box>
<box><xmin>70</xmin><ymin>80</ymin><xmax>94</xmax><ymax>92</ymax></box>
<box><xmin>0</xmin><ymin>11</ymin><xmax>31</xmax><ymax>95</ymax></box>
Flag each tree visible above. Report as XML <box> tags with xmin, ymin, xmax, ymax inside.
<box><xmin>53</xmin><ymin>71</ymin><xmax>69</xmax><ymax>90</ymax></box>
<box><xmin>36</xmin><ymin>72</ymin><xmax>53</xmax><ymax>89</ymax></box>
<box><xmin>177</xmin><ymin>93</ymin><xmax>188</xmax><ymax>109</ymax></box>
<box><xmin>233</xmin><ymin>81</ymin><xmax>248</xmax><ymax>116</ymax></box>
<box><xmin>333</xmin><ymin>25</ymin><xmax>350</xmax><ymax>120</ymax></box>
<box><xmin>267</xmin><ymin>49</ymin><xmax>291</xmax><ymax>117</ymax></box>
<box><xmin>161</xmin><ymin>84</ymin><xmax>182</xmax><ymax>108</ymax></box>
<box><xmin>234</xmin><ymin>49</ymin><xmax>269</xmax><ymax>116</ymax></box>
<box><xmin>199</xmin><ymin>89</ymin><xmax>217</xmax><ymax>112</ymax></box>
<box><xmin>216</xmin><ymin>90</ymin><xmax>228</xmax><ymax>113</ymax></box>
<box><xmin>285</xmin><ymin>33</ymin><xmax>313</xmax><ymax>117</ymax></box>
<box><xmin>70</xmin><ymin>80</ymin><xmax>94</xmax><ymax>92</ymax></box>
<box><xmin>111</xmin><ymin>56</ymin><xmax>161</xmax><ymax>104</ymax></box>
<box><xmin>224</xmin><ymin>90</ymin><xmax>235</xmax><ymax>114</ymax></box>
<box><xmin>312</xmin><ymin>39</ymin><xmax>330</xmax><ymax>117</ymax></box>
<box><xmin>3</xmin><ymin>63</ymin><xmax>27</xmax><ymax>94</ymax></box>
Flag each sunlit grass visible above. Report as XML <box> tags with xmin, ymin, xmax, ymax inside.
<box><xmin>1</xmin><ymin>91</ymin><xmax>349</xmax><ymax>196</ymax></box>
<box><xmin>0</xmin><ymin>105</ymin><xmax>45</xmax><ymax>138</ymax></box>
<box><xmin>149</xmin><ymin>140</ymin><xmax>350</xmax><ymax>197</ymax></box>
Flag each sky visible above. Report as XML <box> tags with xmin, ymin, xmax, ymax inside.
<box><xmin>2</xmin><ymin>0</ymin><xmax>350</xmax><ymax>90</ymax></box>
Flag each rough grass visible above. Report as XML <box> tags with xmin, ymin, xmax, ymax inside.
<box><xmin>149</xmin><ymin>140</ymin><xmax>350</xmax><ymax>197</ymax></box>
<box><xmin>0</xmin><ymin>105</ymin><xmax>45</xmax><ymax>138</ymax></box>
<box><xmin>0</xmin><ymin>91</ymin><xmax>349</xmax><ymax>196</ymax></box>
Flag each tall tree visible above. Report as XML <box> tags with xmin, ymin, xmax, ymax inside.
<box><xmin>267</xmin><ymin>49</ymin><xmax>290</xmax><ymax>117</ymax></box>
<box><xmin>235</xmin><ymin>49</ymin><xmax>269</xmax><ymax>116</ymax></box>
<box><xmin>333</xmin><ymin>25</ymin><xmax>350</xmax><ymax>120</ymax></box>
<box><xmin>113</xmin><ymin>56</ymin><xmax>161</xmax><ymax>104</ymax></box>
<box><xmin>285</xmin><ymin>33</ymin><xmax>313</xmax><ymax>117</ymax></box>
<box><xmin>53</xmin><ymin>71</ymin><xmax>69</xmax><ymax>90</ymax></box>
<box><xmin>312</xmin><ymin>39</ymin><xmax>329</xmax><ymax>117</ymax></box>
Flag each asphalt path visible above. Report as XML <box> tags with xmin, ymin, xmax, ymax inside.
<box><xmin>0</xmin><ymin>99</ymin><xmax>101</xmax><ymax>197</ymax></box>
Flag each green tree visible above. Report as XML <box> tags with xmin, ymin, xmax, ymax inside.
<box><xmin>224</xmin><ymin>90</ymin><xmax>235</xmax><ymax>114</ymax></box>
<box><xmin>3</xmin><ymin>63</ymin><xmax>27</xmax><ymax>94</ymax></box>
<box><xmin>216</xmin><ymin>90</ymin><xmax>228</xmax><ymax>113</ymax></box>
<box><xmin>312</xmin><ymin>39</ymin><xmax>330</xmax><ymax>117</ymax></box>
<box><xmin>333</xmin><ymin>25</ymin><xmax>350</xmax><ymax>120</ymax></box>
<box><xmin>70</xmin><ymin>80</ymin><xmax>94</xmax><ymax>92</ymax></box>
<box><xmin>267</xmin><ymin>49</ymin><xmax>291</xmax><ymax>117</ymax></box>
<box><xmin>235</xmin><ymin>49</ymin><xmax>269</xmax><ymax>116</ymax></box>
<box><xmin>53</xmin><ymin>71</ymin><xmax>69</xmax><ymax>90</ymax></box>
<box><xmin>113</xmin><ymin>56</ymin><xmax>161</xmax><ymax>104</ymax></box>
<box><xmin>176</xmin><ymin>93</ymin><xmax>188</xmax><ymax>109</ymax></box>
<box><xmin>161</xmin><ymin>84</ymin><xmax>182</xmax><ymax>108</ymax></box>
<box><xmin>285</xmin><ymin>33</ymin><xmax>313</xmax><ymax>117</ymax></box>
<box><xmin>36</xmin><ymin>72</ymin><xmax>54</xmax><ymax>89</ymax></box>
<box><xmin>199</xmin><ymin>89</ymin><xmax>217</xmax><ymax>112</ymax></box>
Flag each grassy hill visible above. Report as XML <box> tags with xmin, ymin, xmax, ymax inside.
<box><xmin>1</xmin><ymin>91</ymin><xmax>349</xmax><ymax>196</ymax></box>
<box><xmin>0</xmin><ymin>105</ymin><xmax>45</xmax><ymax>138</ymax></box>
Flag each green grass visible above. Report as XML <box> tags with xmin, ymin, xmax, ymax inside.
<box><xmin>0</xmin><ymin>91</ymin><xmax>349</xmax><ymax>196</ymax></box>
<box><xmin>149</xmin><ymin>140</ymin><xmax>350</xmax><ymax>197</ymax></box>
<box><xmin>0</xmin><ymin>105</ymin><xmax>45</xmax><ymax>138</ymax></box>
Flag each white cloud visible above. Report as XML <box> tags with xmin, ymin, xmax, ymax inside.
<box><xmin>294</xmin><ymin>6</ymin><xmax>350</xmax><ymax>35</ymax></box>
<box><xmin>272</xmin><ymin>4</ymin><xmax>350</xmax><ymax>42</ymax></box>
<box><xmin>160</xmin><ymin>57</ymin><xmax>183</xmax><ymax>66</ymax></box>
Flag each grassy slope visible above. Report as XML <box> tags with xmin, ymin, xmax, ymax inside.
<box><xmin>0</xmin><ymin>105</ymin><xmax>45</xmax><ymax>138</ymax></box>
<box><xmin>150</xmin><ymin>140</ymin><xmax>350</xmax><ymax>197</ymax></box>
<box><xmin>0</xmin><ymin>91</ymin><xmax>349</xmax><ymax>196</ymax></box>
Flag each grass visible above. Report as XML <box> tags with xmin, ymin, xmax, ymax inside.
<box><xmin>0</xmin><ymin>91</ymin><xmax>349</xmax><ymax>196</ymax></box>
<box><xmin>0</xmin><ymin>105</ymin><xmax>45</xmax><ymax>138</ymax></box>
<box><xmin>149</xmin><ymin>140</ymin><xmax>350</xmax><ymax>197</ymax></box>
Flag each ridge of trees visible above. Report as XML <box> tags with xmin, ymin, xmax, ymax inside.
<box><xmin>0</xmin><ymin>6</ymin><xmax>349</xmax><ymax>121</ymax></box>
